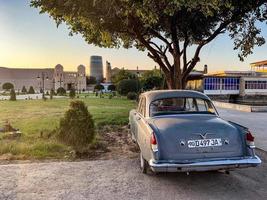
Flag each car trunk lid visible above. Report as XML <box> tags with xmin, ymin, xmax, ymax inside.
<box><xmin>148</xmin><ymin>114</ymin><xmax>245</xmax><ymax>162</ymax></box>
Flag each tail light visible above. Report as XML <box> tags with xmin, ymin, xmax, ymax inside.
<box><xmin>150</xmin><ymin>132</ymin><xmax>158</xmax><ymax>152</ymax></box>
<box><xmin>246</xmin><ymin>131</ymin><xmax>255</xmax><ymax>147</ymax></box>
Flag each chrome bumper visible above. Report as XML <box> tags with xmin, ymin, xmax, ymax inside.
<box><xmin>149</xmin><ymin>156</ymin><xmax>262</xmax><ymax>172</ymax></box>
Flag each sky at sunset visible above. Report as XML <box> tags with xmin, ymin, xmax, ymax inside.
<box><xmin>1</xmin><ymin>0</ymin><xmax>267</xmax><ymax>73</ymax></box>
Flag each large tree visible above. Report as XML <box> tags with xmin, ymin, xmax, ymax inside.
<box><xmin>31</xmin><ymin>0</ymin><xmax>267</xmax><ymax>89</ymax></box>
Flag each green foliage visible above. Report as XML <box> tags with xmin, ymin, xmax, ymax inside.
<box><xmin>31</xmin><ymin>0</ymin><xmax>267</xmax><ymax>60</ymax></box>
<box><xmin>31</xmin><ymin>0</ymin><xmax>267</xmax><ymax>89</ymax></box>
<box><xmin>86</xmin><ymin>76</ymin><xmax>97</xmax><ymax>85</ymax></box>
<box><xmin>2</xmin><ymin>82</ymin><xmax>14</xmax><ymax>90</ymax></box>
<box><xmin>142</xmin><ymin>76</ymin><xmax>163</xmax><ymax>91</ymax></box>
<box><xmin>50</xmin><ymin>89</ymin><xmax>55</xmax><ymax>99</ymax></box>
<box><xmin>140</xmin><ymin>69</ymin><xmax>163</xmax><ymax>91</ymax></box>
<box><xmin>28</xmin><ymin>86</ymin><xmax>35</xmax><ymax>94</ymax></box>
<box><xmin>117</xmin><ymin>79</ymin><xmax>140</xmax><ymax>96</ymax></box>
<box><xmin>69</xmin><ymin>88</ymin><xmax>76</xmax><ymax>99</ymax></box>
<box><xmin>9</xmin><ymin>89</ymin><xmax>16</xmax><ymax>101</ymax></box>
<box><xmin>111</xmin><ymin>69</ymin><xmax>137</xmax><ymax>84</ymax></box>
<box><xmin>21</xmin><ymin>86</ymin><xmax>27</xmax><ymax>94</ymax></box>
<box><xmin>107</xmin><ymin>84</ymin><xmax>116</xmax><ymax>91</ymax></box>
<box><xmin>58</xmin><ymin>101</ymin><xmax>95</xmax><ymax>152</ymax></box>
<box><xmin>94</xmin><ymin>84</ymin><xmax>104</xmax><ymax>91</ymax></box>
<box><xmin>127</xmin><ymin>92</ymin><xmax>137</xmax><ymax>100</ymax></box>
<box><xmin>57</xmin><ymin>87</ymin><xmax>66</xmax><ymax>96</ymax></box>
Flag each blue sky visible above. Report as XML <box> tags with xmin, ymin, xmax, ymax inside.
<box><xmin>0</xmin><ymin>0</ymin><xmax>267</xmax><ymax>73</ymax></box>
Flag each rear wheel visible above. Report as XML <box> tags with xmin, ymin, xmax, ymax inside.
<box><xmin>140</xmin><ymin>152</ymin><xmax>148</xmax><ymax>174</ymax></box>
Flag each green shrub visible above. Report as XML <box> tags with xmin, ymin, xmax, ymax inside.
<box><xmin>21</xmin><ymin>86</ymin><xmax>27</xmax><ymax>93</ymax></box>
<box><xmin>69</xmin><ymin>88</ymin><xmax>76</xmax><ymax>99</ymax></box>
<box><xmin>10</xmin><ymin>89</ymin><xmax>16</xmax><ymax>101</ymax></box>
<box><xmin>57</xmin><ymin>87</ymin><xmax>66</xmax><ymax>96</ymax></box>
<box><xmin>117</xmin><ymin>79</ymin><xmax>140</xmax><ymax>96</ymax></box>
<box><xmin>108</xmin><ymin>84</ymin><xmax>116</xmax><ymax>91</ymax></box>
<box><xmin>87</xmin><ymin>76</ymin><xmax>97</xmax><ymax>85</ymax></box>
<box><xmin>2</xmin><ymin>82</ymin><xmax>14</xmax><ymax>91</ymax></box>
<box><xmin>50</xmin><ymin>89</ymin><xmax>54</xmax><ymax>99</ymax></box>
<box><xmin>28</xmin><ymin>86</ymin><xmax>35</xmax><ymax>94</ymax></box>
<box><xmin>57</xmin><ymin>101</ymin><xmax>95</xmax><ymax>152</ymax></box>
<box><xmin>94</xmin><ymin>84</ymin><xmax>104</xmax><ymax>91</ymax></box>
<box><xmin>127</xmin><ymin>92</ymin><xmax>137</xmax><ymax>100</ymax></box>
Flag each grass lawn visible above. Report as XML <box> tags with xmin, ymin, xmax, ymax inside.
<box><xmin>0</xmin><ymin>95</ymin><xmax>136</xmax><ymax>160</ymax></box>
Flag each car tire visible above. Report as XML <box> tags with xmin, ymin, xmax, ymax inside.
<box><xmin>140</xmin><ymin>152</ymin><xmax>148</xmax><ymax>174</ymax></box>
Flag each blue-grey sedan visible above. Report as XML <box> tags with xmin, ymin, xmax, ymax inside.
<box><xmin>129</xmin><ymin>90</ymin><xmax>261</xmax><ymax>173</ymax></box>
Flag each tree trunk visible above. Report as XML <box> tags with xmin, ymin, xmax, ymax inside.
<box><xmin>163</xmin><ymin>54</ymin><xmax>187</xmax><ymax>90</ymax></box>
<box><xmin>164</xmin><ymin>70</ymin><xmax>185</xmax><ymax>90</ymax></box>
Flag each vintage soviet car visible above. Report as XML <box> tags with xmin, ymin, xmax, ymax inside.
<box><xmin>129</xmin><ymin>90</ymin><xmax>261</xmax><ymax>173</ymax></box>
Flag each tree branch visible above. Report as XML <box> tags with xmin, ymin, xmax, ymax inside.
<box><xmin>149</xmin><ymin>41</ymin><xmax>172</xmax><ymax>70</ymax></box>
<box><xmin>182</xmin><ymin>22</ymin><xmax>228</xmax><ymax>79</ymax></box>
<box><xmin>148</xmin><ymin>28</ymin><xmax>173</xmax><ymax>53</ymax></box>
<box><xmin>133</xmin><ymin>29</ymin><xmax>170</xmax><ymax>74</ymax></box>
<box><xmin>170</xmin><ymin>15</ymin><xmax>180</xmax><ymax>56</ymax></box>
<box><xmin>182</xmin><ymin>34</ymin><xmax>189</xmax><ymax>73</ymax></box>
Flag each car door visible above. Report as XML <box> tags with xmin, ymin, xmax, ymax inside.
<box><xmin>130</xmin><ymin>98</ymin><xmax>142</xmax><ymax>140</ymax></box>
<box><xmin>136</xmin><ymin>97</ymin><xmax>151</xmax><ymax>160</ymax></box>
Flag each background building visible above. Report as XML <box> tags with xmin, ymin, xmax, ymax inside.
<box><xmin>0</xmin><ymin>65</ymin><xmax>87</xmax><ymax>92</ymax></box>
<box><xmin>89</xmin><ymin>56</ymin><xmax>103</xmax><ymax>82</ymax></box>
<box><xmin>105</xmin><ymin>61</ymin><xmax>112</xmax><ymax>83</ymax></box>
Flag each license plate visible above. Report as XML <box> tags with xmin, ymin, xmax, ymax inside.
<box><xmin>187</xmin><ymin>138</ymin><xmax>222</xmax><ymax>148</ymax></box>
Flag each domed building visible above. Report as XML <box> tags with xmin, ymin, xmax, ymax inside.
<box><xmin>0</xmin><ymin>64</ymin><xmax>87</xmax><ymax>92</ymax></box>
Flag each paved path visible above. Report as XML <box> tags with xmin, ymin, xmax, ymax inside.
<box><xmin>217</xmin><ymin>108</ymin><xmax>267</xmax><ymax>151</ymax></box>
<box><xmin>0</xmin><ymin>150</ymin><xmax>266</xmax><ymax>200</ymax></box>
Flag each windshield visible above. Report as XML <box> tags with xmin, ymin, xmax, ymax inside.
<box><xmin>149</xmin><ymin>97</ymin><xmax>217</xmax><ymax>117</ymax></box>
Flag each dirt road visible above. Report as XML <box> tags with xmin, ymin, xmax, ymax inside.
<box><xmin>0</xmin><ymin>149</ymin><xmax>266</xmax><ymax>200</ymax></box>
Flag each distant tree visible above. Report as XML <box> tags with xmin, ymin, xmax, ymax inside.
<box><xmin>142</xmin><ymin>76</ymin><xmax>163</xmax><ymax>91</ymax></box>
<box><xmin>117</xmin><ymin>79</ymin><xmax>140</xmax><ymax>96</ymax></box>
<box><xmin>86</xmin><ymin>76</ymin><xmax>97</xmax><ymax>85</ymax></box>
<box><xmin>50</xmin><ymin>89</ymin><xmax>56</xmax><ymax>95</ymax></box>
<box><xmin>10</xmin><ymin>89</ymin><xmax>16</xmax><ymax>101</ymax></box>
<box><xmin>2</xmin><ymin>82</ymin><xmax>14</xmax><ymax>91</ymax></box>
<box><xmin>69</xmin><ymin>88</ymin><xmax>76</xmax><ymax>99</ymax></box>
<box><xmin>21</xmin><ymin>86</ymin><xmax>27</xmax><ymax>94</ymax></box>
<box><xmin>107</xmin><ymin>84</ymin><xmax>116</xmax><ymax>91</ymax></box>
<box><xmin>140</xmin><ymin>69</ymin><xmax>163</xmax><ymax>91</ymax></box>
<box><xmin>50</xmin><ymin>89</ymin><xmax>55</xmax><ymax>99</ymax></box>
<box><xmin>32</xmin><ymin>0</ymin><xmax>267</xmax><ymax>89</ymax></box>
<box><xmin>40</xmin><ymin>88</ymin><xmax>44</xmax><ymax>94</ymax></box>
<box><xmin>57</xmin><ymin>87</ymin><xmax>66</xmax><ymax>96</ymax></box>
<box><xmin>111</xmin><ymin>69</ymin><xmax>137</xmax><ymax>85</ymax></box>
<box><xmin>94</xmin><ymin>84</ymin><xmax>104</xmax><ymax>91</ymax></box>
<box><xmin>127</xmin><ymin>92</ymin><xmax>137</xmax><ymax>100</ymax></box>
<box><xmin>28</xmin><ymin>86</ymin><xmax>35</xmax><ymax>94</ymax></box>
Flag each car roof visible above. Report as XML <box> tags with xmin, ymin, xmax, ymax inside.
<box><xmin>140</xmin><ymin>90</ymin><xmax>210</xmax><ymax>103</ymax></box>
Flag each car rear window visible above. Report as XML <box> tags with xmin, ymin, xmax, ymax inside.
<box><xmin>149</xmin><ymin>97</ymin><xmax>216</xmax><ymax>117</ymax></box>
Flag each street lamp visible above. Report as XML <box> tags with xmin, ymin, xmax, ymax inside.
<box><xmin>37</xmin><ymin>72</ymin><xmax>49</xmax><ymax>99</ymax></box>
